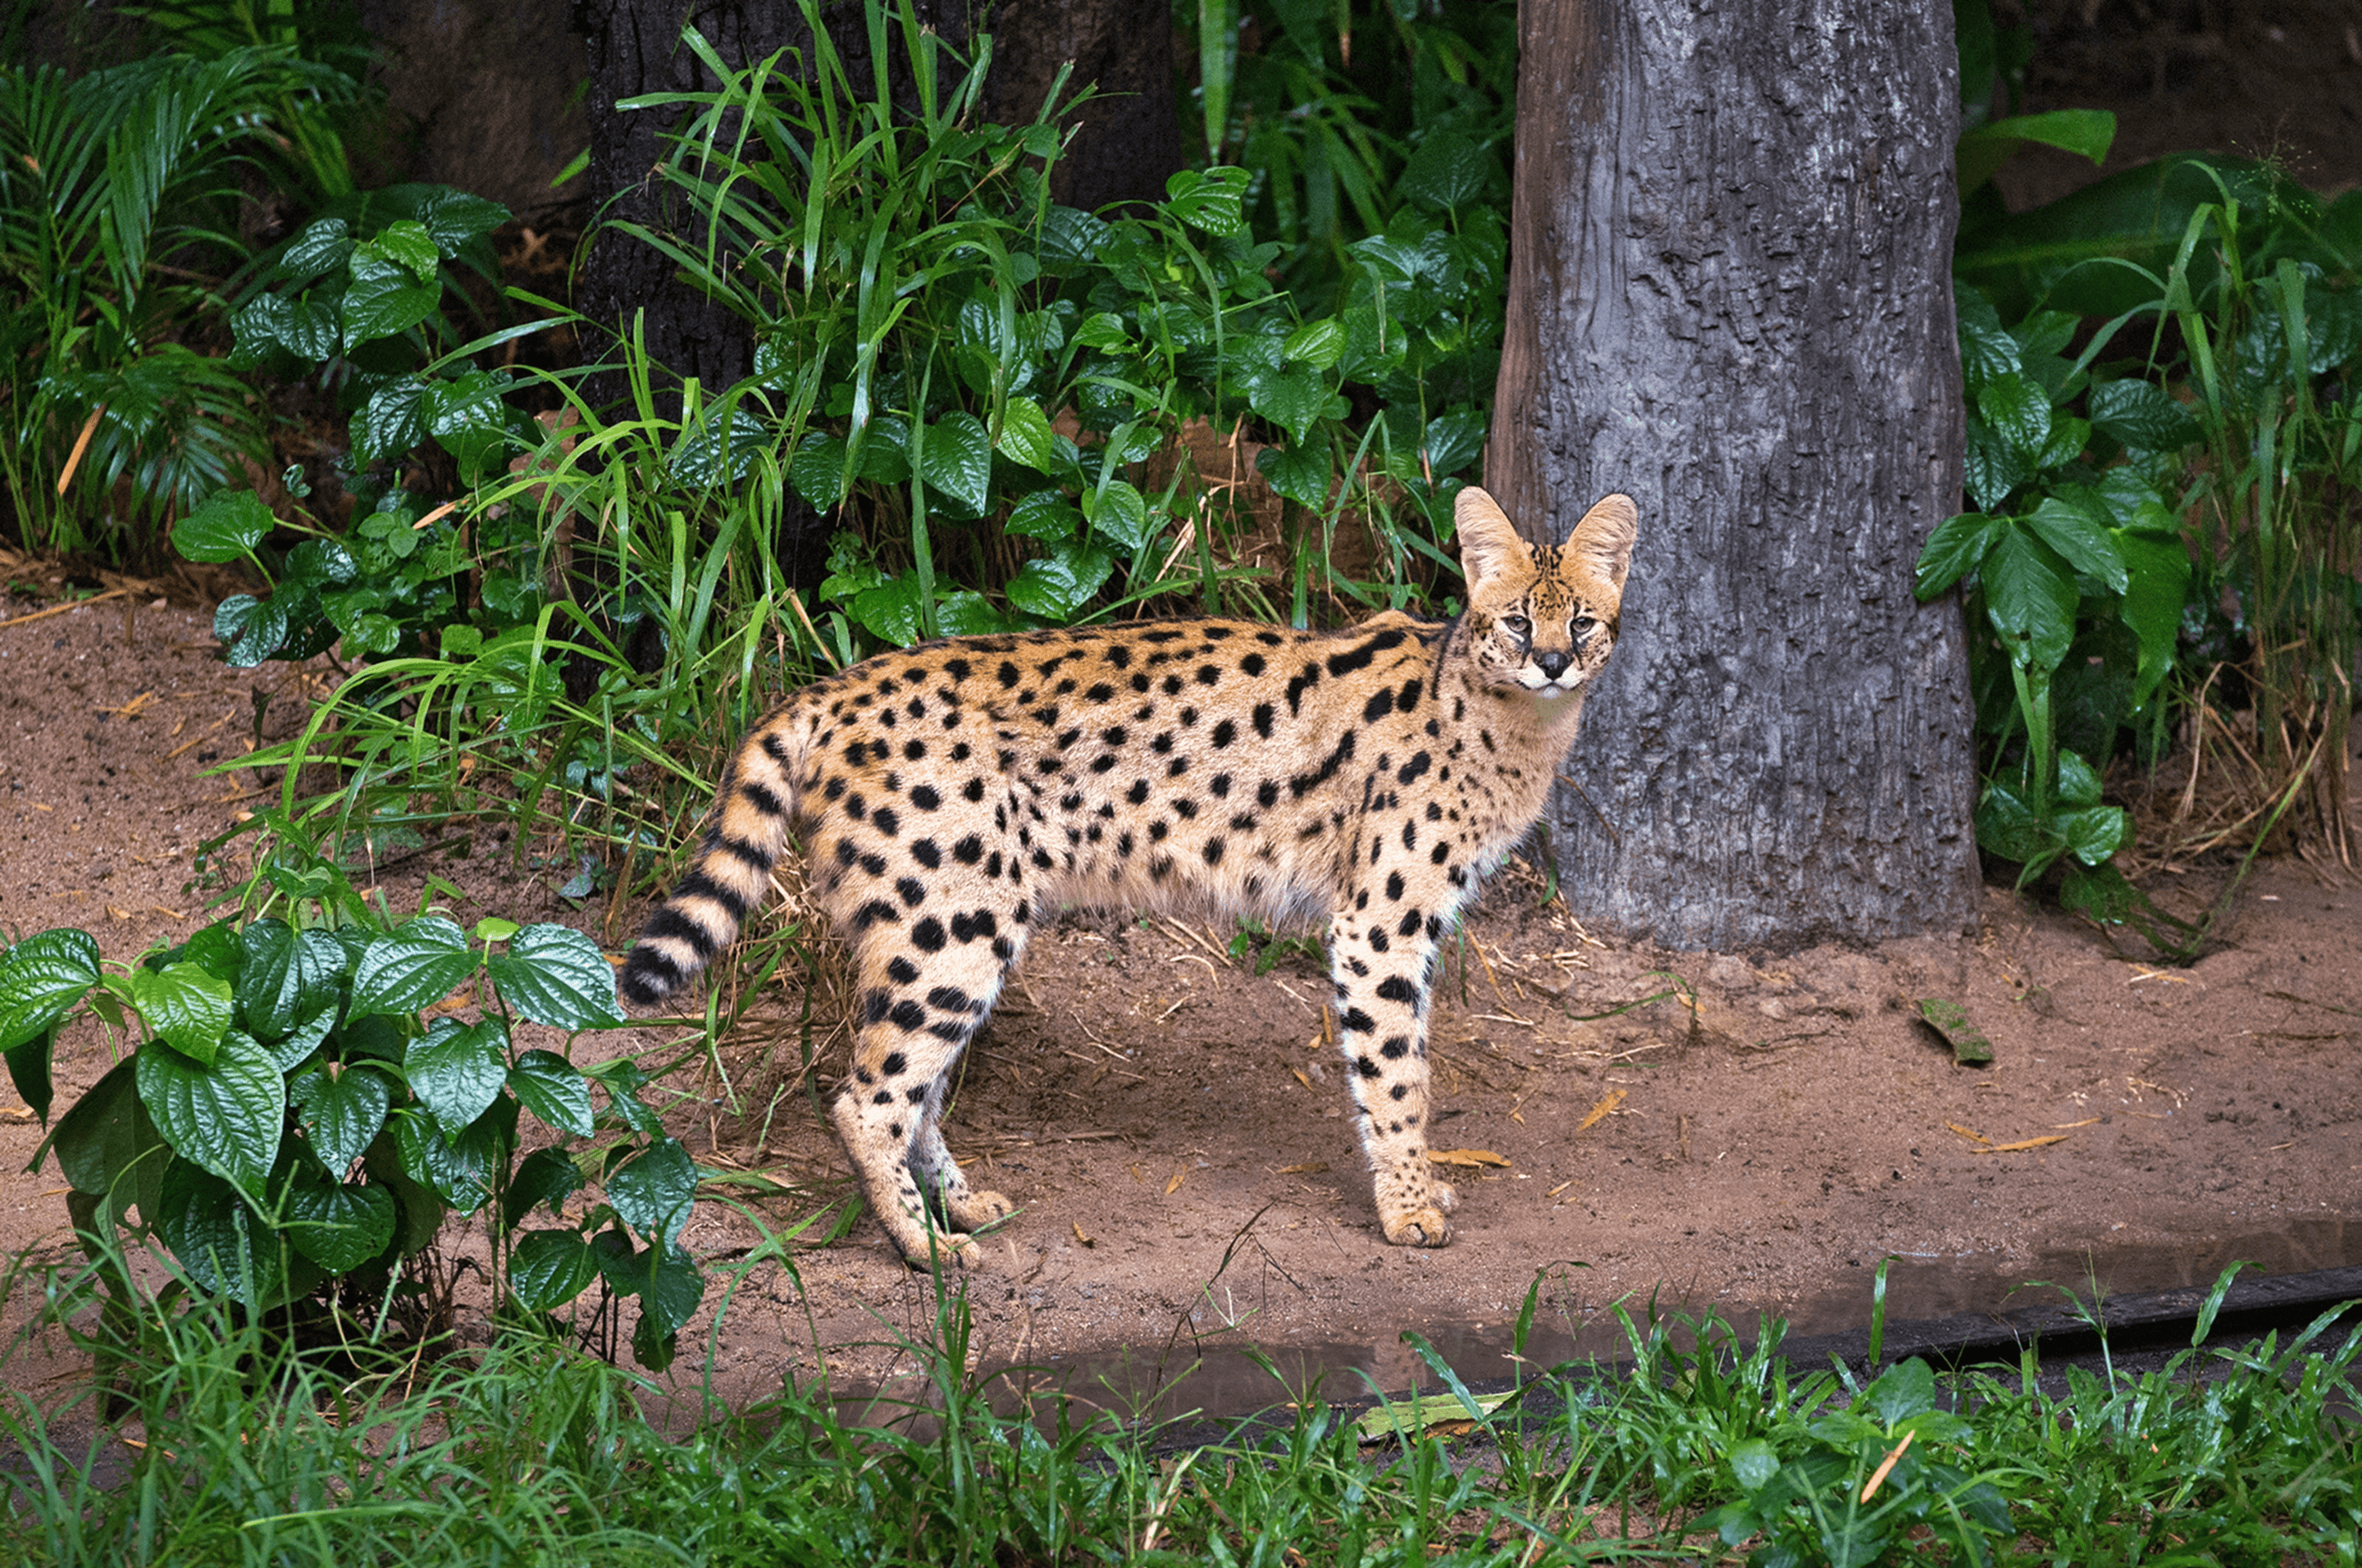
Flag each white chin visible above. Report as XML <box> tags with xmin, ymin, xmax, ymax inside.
<box><xmin>1534</xmin><ymin>686</ymin><xmax>1571</xmax><ymax>701</ymax></box>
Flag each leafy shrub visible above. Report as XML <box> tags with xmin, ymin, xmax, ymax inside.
<box><xmin>0</xmin><ymin>843</ymin><xmax>714</xmax><ymax>1370</ymax></box>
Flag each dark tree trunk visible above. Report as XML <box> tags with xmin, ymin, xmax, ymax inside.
<box><xmin>1489</xmin><ymin>0</ymin><xmax>1981</xmax><ymax>950</ymax></box>
<box><xmin>983</xmin><ymin>0</ymin><xmax>1182</xmax><ymax>212</ymax></box>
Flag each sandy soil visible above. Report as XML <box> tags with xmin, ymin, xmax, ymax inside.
<box><xmin>2</xmin><ymin>587</ymin><xmax>2357</xmax><ymax>1416</ymax></box>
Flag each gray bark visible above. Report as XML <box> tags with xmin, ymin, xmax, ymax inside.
<box><xmin>1488</xmin><ymin>0</ymin><xmax>1981</xmax><ymax>950</ymax></box>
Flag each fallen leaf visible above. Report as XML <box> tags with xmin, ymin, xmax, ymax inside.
<box><xmin>0</xmin><ymin>1105</ymin><xmax>33</xmax><ymax>1121</ymax></box>
<box><xmin>1945</xmin><ymin>1120</ymin><xmax>1990</xmax><ymax>1144</ymax></box>
<box><xmin>1071</xmin><ymin>1222</ymin><xmax>1094</xmax><ymax>1248</ymax></box>
<box><xmin>1916</xmin><ymin>997</ymin><xmax>1995</xmax><ymax>1065</ymax></box>
<box><xmin>94</xmin><ymin>689</ymin><xmax>155</xmax><ymax>718</ymax></box>
<box><xmin>1291</xmin><ymin>1069</ymin><xmax>1311</xmax><ymax>1090</ymax></box>
<box><xmin>1969</xmin><ymin>1135</ymin><xmax>2068</xmax><ymax>1154</ymax></box>
<box><xmin>1546</xmin><ymin>1180</ymin><xmax>1572</xmax><ymax>1199</ymax></box>
<box><xmin>1275</xmin><ymin>1161</ymin><xmax>1329</xmax><ymax>1175</ymax></box>
<box><xmin>1352</xmin><ymin>1391</ymin><xmax>1512</xmax><ymax>1443</ymax></box>
<box><xmin>107</xmin><ymin>905</ymin><xmax>130</xmax><ymax>921</ymax></box>
<box><xmin>1164</xmin><ymin>1171</ymin><xmax>1185</xmax><ymax>1195</ymax></box>
<box><xmin>1576</xmin><ymin>1089</ymin><xmax>1625</xmax><ymax>1132</ymax></box>
<box><xmin>2053</xmin><ymin>1117</ymin><xmax>2101</xmax><ymax>1129</ymax></box>
<box><xmin>1861</xmin><ymin>1429</ymin><xmax>1916</xmax><ymax>1502</ymax></box>
<box><xmin>1429</xmin><ymin>1148</ymin><xmax>1511</xmax><ymax>1169</ymax></box>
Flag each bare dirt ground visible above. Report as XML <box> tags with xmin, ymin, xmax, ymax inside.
<box><xmin>2</xmin><ymin>588</ymin><xmax>2357</xmax><ymax>1417</ymax></box>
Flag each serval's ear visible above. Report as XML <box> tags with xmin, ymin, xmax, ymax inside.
<box><xmin>1454</xmin><ymin>487</ymin><xmax>1527</xmax><ymax>595</ymax></box>
<box><xmin>1563</xmin><ymin>494</ymin><xmax>1638</xmax><ymax>592</ymax></box>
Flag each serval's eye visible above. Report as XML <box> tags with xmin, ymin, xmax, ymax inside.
<box><xmin>1572</xmin><ymin>615</ymin><xmax>1597</xmax><ymax>636</ymax></box>
<box><xmin>1502</xmin><ymin>614</ymin><xmax>1530</xmax><ymax>638</ymax></box>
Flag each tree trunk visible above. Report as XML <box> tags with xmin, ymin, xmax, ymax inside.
<box><xmin>1488</xmin><ymin>0</ymin><xmax>1981</xmax><ymax>950</ymax></box>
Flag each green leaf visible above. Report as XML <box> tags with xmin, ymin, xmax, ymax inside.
<box><xmin>1727</xmin><ymin>1437</ymin><xmax>1781</xmax><ymax>1494</ymax></box>
<box><xmin>172</xmin><ymin>490</ymin><xmax>274</xmax><ymax>563</ymax></box>
<box><xmin>0</xmin><ymin>928</ymin><xmax>102</xmax><ymax>1052</ymax></box>
<box><xmin>371</xmin><ymin>220</ymin><xmax>440</xmax><ymax>279</ymax></box>
<box><xmin>2056</xmin><ymin>805</ymin><xmax>2130</xmax><ymax>866</ymax></box>
<box><xmin>2024</xmin><ymin>490</ymin><xmax>2129</xmax><ymax>592</ymax></box>
<box><xmin>1914</xmin><ymin>512</ymin><xmax>2004</xmax><ymax>599</ymax></box>
<box><xmin>934</xmin><ymin>590</ymin><xmax>1010</xmax><ymax>636</ymax></box>
<box><xmin>1956</xmin><ymin>109</ymin><xmax>2115</xmax><ymax>193</ymax></box>
<box><xmin>352</xmin><ymin>377</ymin><xmax>430</xmax><ymax>465</ymax></box>
<box><xmin>1163</xmin><ymin>166</ymin><xmax>1249</xmax><ymax>236</ymax></box>
<box><xmin>1005</xmin><ymin>540</ymin><xmax>1115</xmax><ymax>622</ymax></box>
<box><xmin>267</xmin><ymin>1005</ymin><xmax>336</xmax><ymax>1073</ymax></box>
<box><xmin>2116</xmin><ymin>531</ymin><xmax>2190</xmax><ymax>704</ymax></box>
<box><xmin>788</xmin><ymin>431</ymin><xmax>848</xmax><ymax>508</ymax></box>
<box><xmin>289</xmin><ymin>1061</ymin><xmax>391</xmax><ymax>1174</ymax></box>
<box><xmin>41</xmin><ymin>1056</ymin><xmax>162</xmax><ymax>1218</ymax></box>
<box><xmin>1081</xmin><ymin>481</ymin><xmax>1152</xmax><ymax>552</ymax></box>
<box><xmin>278</xmin><ymin>217</ymin><xmax>353</xmax><ymax>280</ymax></box>
<box><xmin>917</xmin><ymin>413</ymin><xmax>993</xmax><ymax>517</ymax></box>
<box><xmin>342</xmin><ymin>245</ymin><xmax>440</xmax><ymax>344</ymax></box>
<box><xmin>390</xmin><ymin>1104</ymin><xmax>503</xmax><ymax>1214</ymax></box>
<box><xmin>510</xmin><ymin>1230</ymin><xmax>601</xmax><ymax>1311</ymax></box>
<box><xmin>138</xmin><ymin>1033</ymin><xmax>284</xmax><ymax>1194</ymax></box>
<box><xmin>350</xmin><ymin>916</ymin><xmax>474</xmax><ymax>1014</ymax></box>
<box><xmin>1865</xmin><ymin>1356</ymin><xmax>1938</xmax><ymax>1422</ymax></box>
<box><xmin>993</xmin><ymin>401</ymin><xmax>1060</xmax><ymax>473</ymax></box>
<box><xmin>672</xmin><ymin>408</ymin><xmax>771</xmax><ymax>486</ymax></box>
<box><xmin>505</xmin><ymin>1146</ymin><xmax>585</xmax><ymax>1226</ymax></box>
<box><xmin>158</xmin><ymin>1159</ymin><xmax>280</xmax><ymax>1304</ymax></box>
<box><xmin>5</xmin><ymin>1028</ymin><xmax>54</xmax><ymax>1125</ymax></box>
<box><xmin>214</xmin><ymin>593</ymin><xmax>290</xmax><ymax>667</ymax></box>
<box><xmin>1005</xmin><ymin>489</ymin><xmax>1081</xmax><ymax>543</ymax></box>
<box><xmin>1248</xmin><ymin>365</ymin><xmax>1341</xmax><ymax>446</ymax></box>
<box><xmin>1420</xmin><ymin>408</ymin><xmax>1487</xmax><ymax>478</ymax></box>
<box><xmin>1256</xmin><ymin>444</ymin><xmax>1333</xmax><ymax>509</ymax></box>
<box><xmin>1398</xmin><ymin>133</ymin><xmax>1491</xmax><ymax>211</ymax></box>
<box><xmin>508</xmin><ymin>1050</ymin><xmax>595</xmax><ymax>1138</ymax></box>
<box><xmin>1072</xmin><ymin>312</ymin><xmax>1129</xmax><ymax>351</ymax></box>
<box><xmin>131</xmin><ymin>961</ymin><xmax>234</xmax><ymax>1064</ymax></box>
<box><xmin>234</xmin><ymin>920</ymin><xmax>349</xmax><ymax>1042</ymax></box>
<box><xmin>415</xmin><ymin>189</ymin><xmax>511</xmax><ymax>253</ymax></box>
<box><xmin>404</xmin><ymin>1017</ymin><xmax>509</xmax><ymax>1132</ymax></box>
<box><xmin>1981</xmin><ymin>525</ymin><xmax>2079</xmax><ymax>672</ymax></box>
<box><xmin>1954</xmin><ymin>286</ymin><xmax>2021</xmax><ymax>385</ymax></box>
<box><xmin>281</xmin><ymin>1168</ymin><xmax>395</xmax><ymax>1273</ymax></box>
<box><xmin>1975</xmin><ymin>782</ymin><xmax>2059</xmax><ymax>868</ymax></box>
<box><xmin>2088</xmin><ymin>378</ymin><xmax>2203</xmax><ymax>452</ymax></box>
<box><xmin>607</xmin><ymin>1136</ymin><xmax>700</xmax><ymax>1249</ymax></box>
<box><xmin>1281</xmin><ymin>317</ymin><xmax>1347</xmax><ymax>371</ymax></box>
<box><xmin>850</xmin><ymin>575</ymin><xmax>926</xmax><ymax>647</ymax></box>
<box><xmin>486</xmin><ymin>924</ymin><xmax>622</xmax><ymax>1031</ymax></box>
<box><xmin>1976</xmin><ymin>372</ymin><xmax>2050</xmax><ymax>463</ymax></box>
<box><xmin>2056</xmin><ymin>747</ymin><xmax>2105</xmax><ymax>809</ymax></box>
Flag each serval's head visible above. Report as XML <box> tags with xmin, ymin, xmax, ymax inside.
<box><xmin>1454</xmin><ymin>487</ymin><xmax>1637</xmax><ymax>705</ymax></box>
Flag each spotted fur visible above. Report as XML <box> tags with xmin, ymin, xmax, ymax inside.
<box><xmin>622</xmin><ymin>488</ymin><xmax>1639</xmax><ymax>1266</ymax></box>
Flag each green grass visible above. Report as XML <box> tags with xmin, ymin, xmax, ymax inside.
<box><xmin>3</xmin><ymin>1256</ymin><xmax>2357</xmax><ymax>1565</ymax></box>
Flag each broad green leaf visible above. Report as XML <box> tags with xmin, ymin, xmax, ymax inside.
<box><xmin>486</xmin><ymin>924</ymin><xmax>622</xmax><ymax>1031</ymax></box>
<box><xmin>235</xmin><ymin>920</ymin><xmax>349</xmax><ymax>1042</ymax></box>
<box><xmin>1072</xmin><ymin>312</ymin><xmax>1129</xmax><ymax>351</ymax></box>
<box><xmin>4</xmin><ymin>1028</ymin><xmax>54</xmax><ymax>1125</ymax></box>
<box><xmin>853</xmin><ymin>413</ymin><xmax>912</xmax><ymax>484</ymax></box>
<box><xmin>640</xmin><ymin>1244</ymin><xmax>704</xmax><ymax>1338</ymax></box>
<box><xmin>1249</xmin><ymin>365</ymin><xmax>1341</xmax><ymax>446</ymax></box>
<box><xmin>1398</xmin><ymin>133</ymin><xmax>1491</xmax><ymax>211</ymax></box>
<box><xmin>1081</xmin><ymin>481</ymin><xmax>1152</xmax><ymax>552</ymax></box>
<box><xmin>289</xmin><ymin>1060</ymin><xmax>391</xmax><ymax>1174</ymax></box>
<box><xmin>934</xmin><ymin>590</ymin><xmax>1010</xmax><ymax>636</ymax></box>
<box><xmin>214</xmin><ymin>593</ymin><xmax>290</xmax><ymax>667</ymax></box>
<box><xmin>510</xmin><ymin>1230</ymin><xmax>601</xmax><ymax>1311</ymax></box>
<box><xmin>2057</xmin><ymin>804</ymin><xmax>2130</xmax><ymax>866</ymax></box>
<box><xmin>1981</xmin><ymin>526</ymin><xmax>2078</xmax><ymax>672</ymax></box>
<box><xmin>416</xmin><ymin>188</ymin><xmax>511</xmax><ymax>253</ymax></box>
<box><xmin>1005</xmin><ymin>540</ymin><xmax>1115</xmax><ymax>621</ymax></box>
<box><xmin>281</xmin><ymin>1168</ymin><xmax>395</xmax><ymax>1273</ymax></box>
<box><xmin>0</xmin><ymin>928</ymin><xmax>102</xmax><ymax>1052</ymax></box>
<box><xmin>2024</xmin><ymin>490</ymin><xmax>2128</xmax><ymax>592</ymax></box>
<box><xmin>2088</xmin><ymin>378</ymin><xmax>2202</xmax><ymax>452</ymax></box>
<box><xmin>1975</xmin><ymin>371</ymin><xmax>2050</xmax><ymax>464</ymax></box>
<box><xmin>505</xmin><ymin>1146</ymin><xmax>586</xmax><ymax>1227</ymax></box>
<box><xmin>1914</xmin><ymin>512</ymin><xmax>2004</xmax><ymax>599</ymax></box>
<box><xmin>1281</xmin><ymin>318</ymin><xmax>1347</xmax><ymax>371</ymax></box>
<box><xmin>2116</xmin><ymin>531</ymin><xmax>2190</xmax><ymax>704</ymax></box>
<box><xmin>138</xmin><ymin>1033</ymin><xmax>284</xmax><ymax>1194</ymax></box>
<box><xmin>158</xmin><ymin>1159</ymin><xmax>280</xmax><ymax>1304</ymax></box>
<box><xmin>1954</xmin><ymin>286</ymin><xmax>2021</xmax><ymax>385</ymax></box>
<box><xmin>472</xmin><ymin>917</ymin><xmax>521</xmax><ymax>943</ymax></box>
<box><xmin>341</xmin><ymin>247</ymin><xmax>440</xmax><ymax>344</ymax></box>
<box><xmin>1037</xmin><ymin>205</ymin><xmax>1107</xmax><ymax>269</ymax></box>
<box><xmin>405</xmin><ymin>1017</ymin><xmax>510</xmax><ymax>1132</ymax></box>
<box><xmin>352</xmin><ymin>376</ymin><xmax>430</xmax><ymax>465</ymax></box>
<box><xmin>850</xmin><ymin>576</ymin><xmax>926</xmax><ymax>647</ymax></box>
<box><xmin>508</xmin><ymin>1050</ymin><xmax>595</xmax><ymax>1138</ymax></box>
<box><xmin>993</xmin><ymin>401</ymin><xmax>1060</xmax><ymax>472</ymax></box>
<box><xmin>1421</xmin><ymin>408</ymin><xmax>1487</xmax><ymax>478</ymax></box>
<box><xmin>1975</xmin><ymin>782</ymin><xmax>2057</xmax><ymax>868</ymax></box>
<box><xmin>350</xmin><ymin>916</ymin><xmax>474</xmax><ymax>1014</ymax></box>
<box><xmin>607</xmin><ymin>1137</ymin><xmax>700</xmax><ymax>1249</ymax></box>
<box><xmin>1963</xmin><ymin>420</ymin><xmax>2029</xmax><ymax>513</ymax></box>
<box><xmin>41</xmin><ymin>1056</ymin><xmax>162</xmax><ymax>1220</ymax></box>
<box><xmin>267</xmin><ymin>1005</ymin><xmax>336</xmax><ymax>1073</ymax></box>
<box><xmin>131</xmin><ymin>962</ymin><xmax>233</xmax><ymax>1065</ymax></box>
<box><xmin>172</xmin><ymin>490</ymin><xmax>274</xmax><ymax>563</ymax></box>
<box><xmin>917</xmin><ymin>413</ymin><xmax>992</xmax><ymax>517</ymax></box>
<box><xmin>788</xmin><ymin>431</ymin><xmax>848</xmax><ymax>508</ymax></box>
<box><xmin>1005</xmin><ymin>489</ymin><xmax>1081</xmax><ymax>543</ymax></box>
<box><xmin>390</xmin><ymin>1105</ymin><xmax>503</xmax><ymax>1214</ymax></box>
<box><xmin>1256</xmin><ymin>444</ymin><xmax>1333</xmax><ymax>509</ymax></box>
<box><xmin>371</xmin><ymin>219</ymin><xmax>440</xmax><ymax>279</ymax></box>
<box><xmin>672</xmin><ymin>408</ymin><xmax>770</xmax><ymax>485</ymax></box>
<box><xmin>1956</xmin><ymin>108</ymin><xmax>2115</xmax><ymax>194</ymax></box>
<box><xmin>277</xmin><ymin>217</ymin><xmax>353</xmax><ymax>280</ymax></box>
<box><xmin>2056</xmin><ymin>748</ymin><xmax>2105</xmax><ymax>809</ymax></box>
<box><xmin>1163</xmin><ymin>166</ymin><xmax>1249</xmax><ymax>236</ymax></box>
<box><xmin>1728</xmin><ymin>1438</ymin><xmax>1781</xmax><ymax>1493</ymax></box>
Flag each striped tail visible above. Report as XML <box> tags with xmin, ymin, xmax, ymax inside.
<box><xmin>618</xmin><ymin>714</ymin><xmax>809</xmax><ymax>1006</ymax></box>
